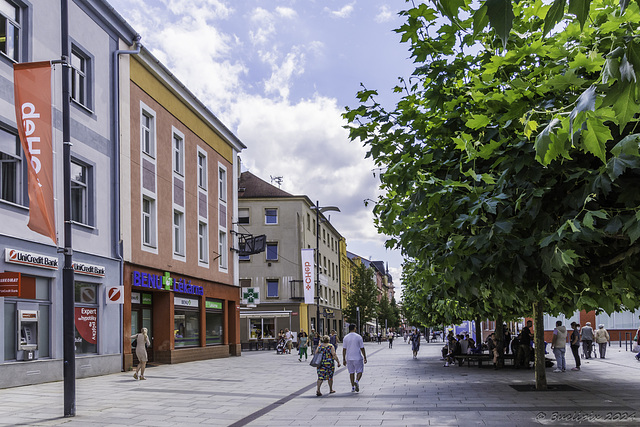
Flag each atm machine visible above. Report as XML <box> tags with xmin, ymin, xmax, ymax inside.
<box><xmin>17</xmin><ymin>309</ymin><xmax>39</xmax><ymax>361</ymax></box>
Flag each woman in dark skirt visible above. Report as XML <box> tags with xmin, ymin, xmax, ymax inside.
<box><xmin>315</xmin><ymin>335</ymin><xmax>341</xmax><ymax>396</ymax></box>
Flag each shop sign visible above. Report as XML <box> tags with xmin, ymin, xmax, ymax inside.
<box><xmin>0</xmin><ymin>272</ymin><xmax>21</xmax><ymax>297</ymax></box>
<box><xmin>131</xmin><ymin>270</ymin><xmax>204</xmax><ymax>296</ymax></box>
<box><xmin>73</xmin><ymin>262</ymin><xmax>106</xmax><ymax>277</ymax></box>
<box><xmin>5</xmin><ymin>248</ymin><xmax>58</xmax><ymax>270</ymax></box>
<box><xmin>75</xmin><ymin>307</ymin><xmax>97</xmax><ymax>345</ymax></box>
<box><xmin>205</xmin><ymin>300</ymin><xmax>222</xmax><ymax>310</ymax></box>
<box><xmin>131</xmin><ymin>292</ymin><xmax>141</xmax><ymax>304</ymax></box>
<box><xmin>142</xmin><ymin>294</ymin><xmax>152</xmax><ymax>305</ymax></box>
<box><xmin>174</xmin><ymin>296</ymin><xmax>199</xmax><ymax>307</ymax></box>
<box><xmin>105</xmin><ymin>286</ymin><xmax>124</xmax><ymax>304</ymax></box>
<box><xmin>242</xmin><ymin>287</ymin><xmax>260</xmax><ymax>305</ymax></box>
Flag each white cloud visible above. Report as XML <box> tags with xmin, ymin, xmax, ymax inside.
<box><xmin>249</xmin><ymin>7</ymin><xmax>276</xmax><ymax>45</ymax></box>
<box><xmin>263</xmin><ymin>48</ymin><xmax>305</xmax><ymax>100</ymax></box>
<box><xmin>324</xmin><ymin>3</ymin><xmax>355</xmax><ymax>19</ymax></box>
<box><xmin>275</xmin><ymin>6</ymin><xmax>297</xmax><ymax>19</ymax></box>
<box><xmin>375</xmin><ymin>5</ymin><xmax>393</xmax><ymax>23</ymax></box>
<box><xmin>164</xmin><ymin>0</ymin><xmax>233</xmax><ymax>20</ymax></box>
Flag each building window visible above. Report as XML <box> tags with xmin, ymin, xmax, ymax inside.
<box><xmin>266</xmin><ymin>242</ymin><xmax>278</xmax><ymax>261</ymax></box>
<box><xmin>0</xmin><ymin>127</ymin><xmax>22</xmax><ymax>204</ymax></box>
<box><xmin>307</xmin><ymin>213</ymin><xmax>310</xmax><ymax>230</ymax></box>
<box><xmin>70</xmin><ymin>160</ymin><xmax>88</xmax><ymax>224</ymax></box>
<box><xmin>238</xmin><ymin>208</ymin><xmax>249</xmax><ymax>224</ymax></box>
<box><xmin>141</xmin><ymin>109</ymin><xmax>155</xmax><ymax>157</ymax></box>
<box><xmin>174</xmin><ymin>304</ymin><xmax>199</xmax><ymax>347</ymax></box>
<box><xmin>265</xmin><ymin>208</ymin><xmax>278</xmax><ymax>224</ymax></box>
<box><xmin>239</xmin><ymin>253</ymin><xmax>250</xmax><ymax>262</ymax></box>
<box><xmin>70</xmin><ymin>49</ymin><xmax>90</xmax><ymax>109</ymax></box>
<box><xmin>199</xmin><ymin>222</ymin><xmax>208</xmax><ymax>263</ymax></box>
<box><xmin>74</xmin><ymin>282</ymin><xmax>98</xmax><ymax>355</ymax></box>
<box><xmin>266</xmin><ymin>279</ymin><xmax>279</xmax><ymax>298</ymax></box>
<box><xmin>173</xmin><ymin>132</ymin><xmax>184</xmax><ymax>175</ymax></box>
<box><xmin>142</xmin><ymin>197</ymin><xmax>156</xmax><ymax>247</ymax></box>
<box><xmin>0</xmin><ymin>1</ymin><xmax>21</xmax><ymax>61</ymax></box>
<box><xmin>206</xmin><ymin>299</ymin><xmax>224</xmax><ymax>345</ymax></box>
<box><xmin>219</xmin><ymin>230</ymin><xmax>227</xmax><ymax>269</ymax></box>
<box><xmin>198</xmin><ymin>152</ymin><xmax>207</xmax><ymax>189</ymax></box>
<box><xmin>173</xmin><ymin>210</ymin><xmax>185</xmax><ymax>256</ymax></box>
<box><xmin>218</xmin><ymin>166</ymin><xmax>227</xmax><ymax>202</ymax></box>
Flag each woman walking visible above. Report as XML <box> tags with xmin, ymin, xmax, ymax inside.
<box><xmin>410</xmin><ymin>329</ymin><xmax>420</xmax><ymax>359</ymax></box>
<box><xmin>315</xmin><ymin>335</ymin><xmax>340</xmax><ymax>396</ymax></box>
<box><xmin>594</xmin><ymin>324</ymin><xmax>610</xmax><ymax>359</ymax></box>
<box><xmin>298</xmin><ymin>331</ymin><xmax>309</xmax><ymax>361</ymax></box>
<box><xmin>131</xmin><ymin>327</ymin><xmax>150</xmax><ymax>380</ymax></box>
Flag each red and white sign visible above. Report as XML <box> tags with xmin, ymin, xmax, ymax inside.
<box><xmin>75</xmin><ymin>307</ymin><xmax>97</xmax><ymax>345</ymax></box>
<box><xmin>106</xmin><ymin>286</ymin><xmax>124</xmax><ymax>304</ymax></box>
<box><xmin>13</xmin><ymin>62</ymin><xmax>56</xmax><ymax>244</ymax></box>
<box><xmin>5</xmin><ymin>248</ymin><xmax>58</xmax><ymax>270</ymax></box>
<box><xmin>0</xmin><ymin>272</ymin><xmax>21</xmax><ymax>297</ymax></box>
<box><xmin>301</xmin><ymin>248</ymin><xmax>315</xmax><ymax>304</ymax></box>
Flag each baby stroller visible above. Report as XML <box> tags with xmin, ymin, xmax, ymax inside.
<box><xmin>276</xmin><ymin>338</ymin><xmax>286</xmax><ymax>355</ymax></box>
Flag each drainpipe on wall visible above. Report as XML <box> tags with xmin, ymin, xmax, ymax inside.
<box><xmin>112</xmin><ymin>35</ymin><xmax>142</xmax><ymax>370</ymax></box>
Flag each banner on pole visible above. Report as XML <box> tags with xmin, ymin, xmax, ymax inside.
<box><xmin>301</xmin><ymin>248</ymin><xmax>315</xmax><ymax>304</ymax></box>
<box><xmin>13</xmin><ymin>62</ymin><xmax>56</xmax><ymax>244</ymax></box>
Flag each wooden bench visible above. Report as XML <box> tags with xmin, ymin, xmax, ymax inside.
<box><xmin>453</xmin><ymin>354</ymin><xmax>492</xmax><ymax>367</ymax></box>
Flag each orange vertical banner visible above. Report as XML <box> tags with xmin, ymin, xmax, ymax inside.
<box><xmin>13</xmin><ymin>62</ymin><xmax>56</xmax><ymax>244</ymax></box>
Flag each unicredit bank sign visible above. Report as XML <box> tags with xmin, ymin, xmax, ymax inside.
<box><xmin>132</xmin><ymin>270</ymin><xmax>204</xmax><ymax>296</ymax></box>
<box><xmin>5</xmin><ymin>248</ymin><xmax>58</xmax><ymax>269</ymax></box>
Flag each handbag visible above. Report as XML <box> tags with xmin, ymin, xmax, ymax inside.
<box><xmin>309</xmin><ymin>351</ymin><xmax>323</xmax><ymax>367</ymax></box>
<box><xmin>633</xmin><ymin>344</ymin><xmax>640</xmax><ymax>353</ymax></box>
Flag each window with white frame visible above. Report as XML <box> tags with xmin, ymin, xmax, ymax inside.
<box><xmin>198</xmin><ymin>222</ymin><xmax>208</xmax><ymax>263</ymax></box>
<box><xmin>142</xmin><ymin>196</ymin><xmax>156</xmax><ymax>247</ymax></box>
<box><xmin>219</xmin><ymin>230</ymin><xmax>227</xmax><ymax>269</ymax></box>
<box><xmin>198</xmin><ymin>152</ymin><xmax>207</xmax><ymax>189</ymax></box>
<box><xmin>265</xmin><ymin>208</ymin><xmax>278</xmax><ymax>224</ymax></box>
<box><xmin>173</xmin><ymin>210</ymin><xmax>185</xmax><ymax>256</ymax></box>
<box><xmin>266</xmin><ymin>242</ymin><xmax>278</xmax><ymax>261</ymax></box>
<box><xmin>141</xmin><ymin>109</ymin><xmax>155</xmax><ymax>157</ymax></box>
<box><xmin>0</xmin><ymin>0</ymin><xmax>21</xmax><ymax>61</ymax></box>
<box><xmin>173</xmin><ymin>132</ymin><xmax>184</xmax><ymax>175</ymax></box>
<box><xmin>218</xmin><ymin>166</ymin><xmax>227</xmax><ymax>202</ymax></box>
<box><xmin>266</xmin><ymin>279</ymin><xmax>279</xmax><ymax>298</ymax></box>
<box><xmin>0</xmin><ymin>127</ymin><xmax>22</xmax><ymax>204</ymax></box>
<box><xmin>70</xmin><ymin>160</ymin><xmax>89</xmax><ymax>224</ymax></box>
<box><xmin>70</xmin><ymin>48</ymin><xmax>91</xmax><ymax>109</ymax></box>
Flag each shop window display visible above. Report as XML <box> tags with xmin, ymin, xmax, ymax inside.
<box><xmin>249</xmin><ymin>318</ymin><xmax>275</xmax><ymax>340</ymax></box>
<box><xmin>74</xmin><ymin>282</ymin><xmax>98</xmax><ymax>354</ymax></box>
<box><xmin>174</xmin><ymin>309</ymin><xmax>199</xmax><ymax>347</ymax></box>
<box><xmin>206</xmin><ymin>311</ymin><xmax>223</xmax><ymax>345</ymax></box>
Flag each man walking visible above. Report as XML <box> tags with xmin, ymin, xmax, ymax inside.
<box><xmin>581</xmin><ymin>322</ymin><xmax>594</xmax><ymax>359</ymax></box>
<box><xmin>343</xmin><ymin>324</ymin><xmax>367</xmax><ymax>392</ymax></box>
<box><xmin>569</xmin><ymin>322</ymin><xmax>581</xmax><ymax>371</ymax></box>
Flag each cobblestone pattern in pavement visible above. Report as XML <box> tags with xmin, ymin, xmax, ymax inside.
<box><xmin>0</xmin><ymin>339</ymin><xmax>639</xmax><ymax>426</ymax></box>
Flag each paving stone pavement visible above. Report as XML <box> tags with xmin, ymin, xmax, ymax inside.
<box><xmin>0</xmin><ymin>339</ymin><xmax>639</xmax><ymax>426</ymax></box>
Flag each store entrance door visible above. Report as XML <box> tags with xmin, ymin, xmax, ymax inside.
<box><xmin>131</xmin><ymin>307</ymin><xmax>153</xmax><ymax>364</ymax></box>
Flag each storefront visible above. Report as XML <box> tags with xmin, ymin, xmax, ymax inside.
<box><xmin>1</xmin><ymin>246</ymin><xmax>121</xmax><ymax>388</ymax></box>
<box><xmin>239</xmin><ymin>310</ymin><xmax>292</xmax><ymax>350</ymax></box>
<box><xmin>123</xmin><ymin>264</ymin><xmax>240</xmax><ymax>370</ymax></box>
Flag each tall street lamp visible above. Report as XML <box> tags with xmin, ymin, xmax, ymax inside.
<box><xmin>312</xmin><ymin>201</ymin><xmax>340</xmax><ymax>336</ymax></box>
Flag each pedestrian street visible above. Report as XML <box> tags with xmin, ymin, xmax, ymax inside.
<box><xmin>1</xmin><ymin>339</ymin><xmax>639</xmax><ymax>426</ymax></box>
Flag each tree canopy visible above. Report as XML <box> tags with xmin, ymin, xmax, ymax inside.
<box><xmin>345</xmin><ymin>0</ymin><xmax>640</xmax><ymax>388</ymax></box>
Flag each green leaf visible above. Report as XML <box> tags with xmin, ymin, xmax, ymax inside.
<box><xmin>612</xmin><ymin>82</ymin><xmax>640</xmax><ymax>131</ymax></box>
<box><xmin>544</xmin><ymin>0</ymin><xmax>566</xmax><ymax>36</ymax></box>
<box><xmin>570</xmin><ymin>86</ymin><xmax>596</xmax><ymax>136</ymax></box>
<box><xmin>621</xmin><ymin>0</ymin><xmax>631</xmax><ymax>13</ymax></box>
<box><xmin>535</xmin><ymin>118</ymin><xmax>562</xmax><ymax>164</ymax></box>
<box><xmin>611</xmin><ymin>133</ymin><xmax>640</xmax><ymax>157</ymax></box>
<box><xmin>466</xmin><ymin>114</ymin><xmax>491</xmax><ymax>130</ymax></box>
<box><xmin>486</xmin><ymin>0</ymin><xmax>514</xmax><ymax>50</ymax></box>
<box><xmin>568</xmin><ymin>0</ymin><xmax>591</xmax><ymax>30</ymax></box>
<box><xmin>473</xmin><ymin>5</ymin><xmax>490</xmax><ymax>37</ymax></box>
<box><xmin>436</xmin><ymin>0</ymin><xmax>465</xmax><ymax>24</ymax></box>
<box><xmin>582</xmin><ymin>116</ymin><xmax>612</xmax><ymax>163</ymax></box>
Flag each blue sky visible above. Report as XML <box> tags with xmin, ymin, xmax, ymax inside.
<box><xmin>108</xmin><ymin>0</ymin><xmax>416</xmax><ymax>297</ymax></box>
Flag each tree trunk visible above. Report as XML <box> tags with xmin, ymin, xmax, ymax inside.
<box><xmin>495</xmin><ymin>314</ymin><xmax>504</xmax><ymax>368</ymax></box>
<box><xmin>475</xmin><ymin>317</ymin><xmax>482</xmax><ymax>346</ymax></box>
<box><xmin>533</xmin><ymin>301</ymin><xmax>547</xmax><ymax>390</ymax></box>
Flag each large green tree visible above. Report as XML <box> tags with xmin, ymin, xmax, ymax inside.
<box><xmin>345</xmin><ymin>0</ymin><xmax>640</xmax><ymax>389</ymax></box>
<box><xmin>343</xmin><ymin>263</ymin><xmax>379</xmax><ymax>330</ymax></box>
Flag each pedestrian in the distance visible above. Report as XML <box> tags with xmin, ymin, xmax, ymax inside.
<box><xmin>569</xmin><ymin>322</ymin><xmax>581</xmax><ymax>371</ymax></box>
<box><xmin>581</xmin><ymin>322</ymin><xmax>594</xmax><ymax>359</ymax></box>
<box><xmin>635</xmin><ymin>325</ymin><xmax>640</xmax><ymax>361</ymax></box>
<box><xmin>131</xmin><ymin>327</ymin><xmax>150</xmax><ymax>380</ymax></box>
<box><xmin>284</xmin><ymin>328</ymin><xmax>293</xmax><ymax>354</ymax></box>
<box><xmin>329</xmin><ymin>330</ymin><xmax>338</xmax><ymax>351</ymax></box>
<box><xmin>594</xmin><ymin>324</ymin><xmax>610</xmax><ymax>359</ymax></box>
<box><xmin>387</xmin><ymin>330</ymin><xmax>394</xmax><ymax>348</ymax></box>
<box><xmin>311</xmin><ymin>331</ymin><xmax>320</xmax><ymax>354</ymax></box>
<box><xmin>551</xmin><ymin>320</ymin><xmax>567</xmax><ymax>373</ymax></box>
<box><xmin>410</xmin><ymin>329</ymin><xmax>420</xmax><ymax>359</ymax></box>
<box><xmin>298</xmin><ymin>330</ymin><xmax>309</xmax><ymax>362</ymax></box>
<box><xmin>315</xmin><ymin>335</ymin><xmax>340</xmax><ymax>396</ymax></box>
<box><xmin>342</xmin><ymin>324</ymin><xmax>367</xmax><ymax>392</ymax></box>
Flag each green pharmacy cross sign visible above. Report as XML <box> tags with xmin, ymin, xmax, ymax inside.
<box><xmin>242</xmin><ymin>287</ymin><xmax>260</xmax><ymax>305</ymax></box>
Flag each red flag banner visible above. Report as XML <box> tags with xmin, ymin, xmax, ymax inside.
<box><xmin>13</xmin><ymin>62</ymin><xmax>56</xmax><ymax>244</ymax></box>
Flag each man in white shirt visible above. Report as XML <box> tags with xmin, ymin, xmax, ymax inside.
<box><xmin>343</xmin><ymin>324</ymin><xmax>367</xmax><ymax>392</ymax></box>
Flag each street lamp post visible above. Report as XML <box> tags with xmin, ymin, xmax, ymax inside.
<box><xmin>313</xmin><ymin>201</ymin><xmax>340</xmax><ymax>336</ymax></box>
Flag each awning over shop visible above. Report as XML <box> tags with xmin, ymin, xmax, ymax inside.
<box><xmin>240</xmin><ymin>310</ymin><xmax>291</xmax><ymax>319</ymax></box>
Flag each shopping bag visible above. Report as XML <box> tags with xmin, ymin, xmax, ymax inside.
<box><xmin>309</xmin><ymin>352</ymin><xmax>323</xmax><ymax>367</ymax></box>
